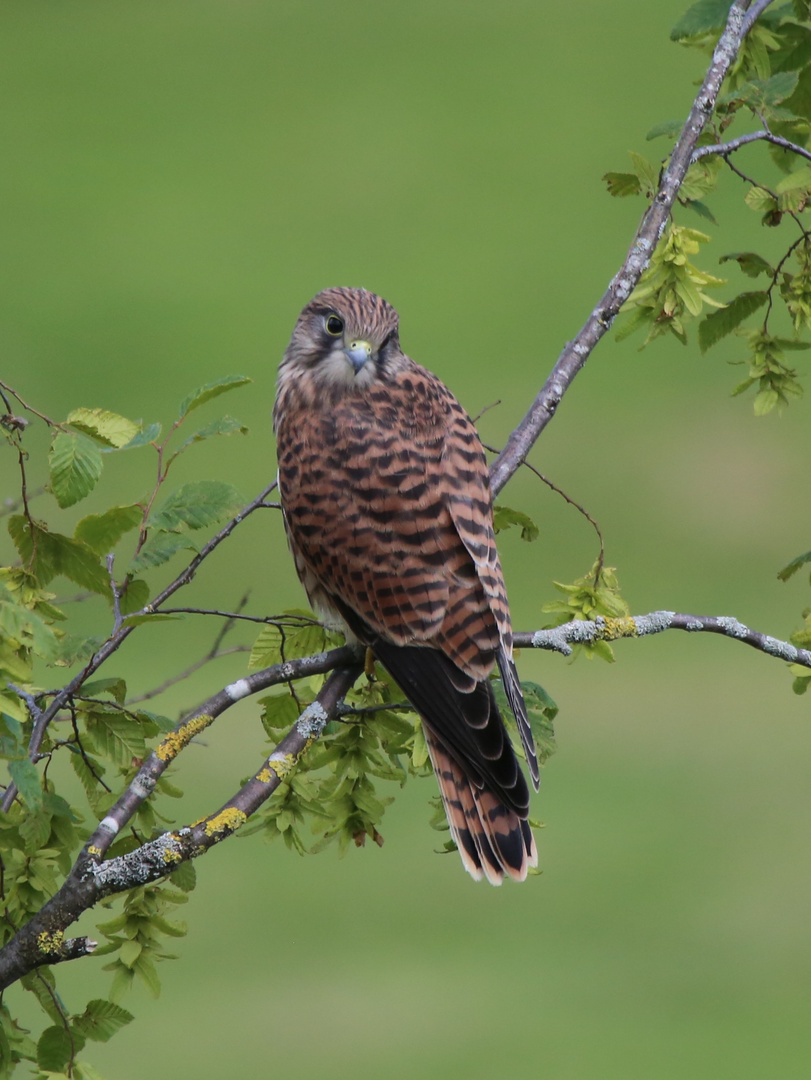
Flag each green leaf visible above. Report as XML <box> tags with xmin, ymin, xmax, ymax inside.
<box><xmin>682</xmin><ymin>199</ymin><xmax>717</xmax><ymax>224</ymax></box>
<box><xmin>74</xmin><ymin>506</ymin><xmax>142</xmax><ymax>554</ymax></box>
<box><xmin>8</xmin><ymin>517</ymin><xmax>110</xmax><ymax>594</ymax></box>
<box><xmin>249</xmin><ymin>611</ymin><xmax>326</xmax><ymax>670</ymax></box>
<box><xmin>85</xmin><ymin>712</ymin><xmax>146</xmax><ymax>765</ymax></box>
<box><xmin>36</xmin><ymin>1025</ymin><xmax>73</xmax><ymax>1072</ymax></box>
<box><xmin>8</xmin><ymin>758</ymin><xmax>43</xmax><ymax>810</ymax></box>
<box><xmin>175</xmin><ymin>415</ymin><xmax>249</xmax><ymax>453</ymax></box>
<box><xmin>259</xmin><ymin>691</ymin><xmax>300</xmax><ymax>735</ymax></box>
<box><xmin>744</xmin><ymin>187</ymin><xmax>778</xmax><ymax>212</ymax></box>
<box><xmin>775</xmin><ymin>165</ymin><xmax>811</xmax><ymax>194</ymax></box>
<box><xmin>492</xmin><ymin>505</ymin><xmax>540</xmax><ymax>541</ymax></box>
<box><xmin>169</xmin><ymin>861</ymin><xmax>197</xmax><ymax>893</ymax></box>
<box><xmin>628</xmin><ymin>151</ymin><xmax>658</xmax><ymax>196</ymax></box>
<box><xmin>119</xmin><ymin>423</ymin><xmax>161</xmax><ymax>450</ymax></box>
<box><xmin>646</xmin><ymin>118</ymin><xmax>684</xmax><ymax>141</ymax></box>
<box><xmin>66</xmin><ymin>408</ymin><xmax>140</xmax><ymax>449</ymax></box>
<box><xmin>722</xmin><ymin>71</ymin><xmax>800</xmax><ymax>111</ymax></box>
<box><xmin>754</xmin><ymin>387</ymin><xmax>780</xmax><ymax>414</ymax></box>
<box><xmin>72</xmin><ymin>1000</ymin><xmax>134</xmax><ymax>1043</ymax></box>
<box><xmin>698</xmin><ymin>291</ymin><xmax>768</xmax><ymax>352</ymax></box>
<box><xmin>177</xmin><ymin>375</ymin><xmax>251</xmax><ymax>419</ymax></box>
<box><xmin>521</xmin><ymin>681</ymin><xmax>558</xmax><ymax>765</ymax></box>
<box><xmin>81</xmin><ymin>678</ymin><xmax>127</xmax><ymax>704</ymax></box>
<box><xmin>778</xmin><ymin>550</ymin><xmax>811</xmax><ymax>581</ymax></box>
<box><xmin>148</xmin><ymin>481</ymin><xmax>243</xmax><ymax>532</ymax></box>
<box><xmin>119</xmin><ymin>577</ymin><xmax>150</xmax><ymax>615</ymax></box>
<box><xmin>719</xmin><ymin>252</ymin><xmax>774</xmax><ymax>278</ymax></box>
<box><xmin>602</xmin><ymin>171</ymin><xmax>641</xmax><ymax>197</ymax></box>
<box><xmin>48</xmin><ymin>432</ymin><xmax>103</xmax><ymax>509</ymax></box>
<box><xmin>134</xmin><ymin>955</ymin><xmax>161</xmax><ymax>997</ymax></box>
<box><xmin>129</xmin><ymin>532</ymin><xmax>200</xmax><ymax>574</ymax></box>
<box><xmin>671</xmin><ymin>0</ymin><xmax>730</xmax><ymax>41</ymax></box>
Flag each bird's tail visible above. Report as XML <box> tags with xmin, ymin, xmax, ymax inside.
<box><xmin>423</xmin><ymin>722</ymin><xmax>537</xmax><ymax>885</ymax></box>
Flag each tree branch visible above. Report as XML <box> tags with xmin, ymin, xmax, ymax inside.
<box><xmin>514</xmin><ymin>611</ymin><xmax>811</xmax><ymax>667</ymax></box>
<box><xmin>1</xmin><ymin>481</ymin><xmax>279</xmax><ymax>813</ymax></box>
<box><xmin>488</xmin><ymin>0</ymin><xmax>768</xmax><ymax>496</ymax></box>
<box><xmin>0</xmin><ymin>647</ymin><xmax>363</xmax><ymax>990</ymax></box>
<box><xmin>691</xmin><ymin>129</ymin><xmax>811</xmax><ymax>164</ymax></box>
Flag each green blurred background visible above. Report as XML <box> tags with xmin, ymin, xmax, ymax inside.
<box><xmin>3</xmin><ymin>1</ymin><xmax>811</xmax><ymax>1077</ymax></box>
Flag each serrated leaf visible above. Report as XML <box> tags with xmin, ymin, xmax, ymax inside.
<box><xmin>148</xmin><ymin>481</ymin><xmax>242</xmax><ymax>532</ymax></box>
<box><xmin>249</xmin><ymin>611</ymin><xmax>326</xmax><ymax>669</ymax></box>
<box><xmin>48</xmin><ymin>432</ymin><xmax>103</xmax><ymax>509</ymax></box>
<box><xmin>177</xmin><ymin>375</ymin><xmax>251</xmax><ymax>419</ymax></box>
<box><xmin>522</xmin><ymin>681</ymin><xmax>558</xmax><ymax>765</ymax></box>
<box><xmin>602</xmin><ymin>171</ymin><xmax>641</xmax><ymax>197</ymax></box>
<box><xmin>629</xmin><ymin>151</ymin><xmax>658</xmax><ymax>195</ymax></box>
<box><xmin>129</xmin><ymin>532</ymin><xmax>200</xmax><ymax>574</ymax></box>
<box><xmin>671</xmin><ymin>0</ymin><xmax>729</xmax><ymax>41</ymax></box>
<box><xmin>72</xmin><ymin>1000</ymin><xmax>134</xmax><ymax>1043</ymax></box>
<box><xmin>66</xmin><ymin>408</ymin><xmax>140</xmax><ymax>449</ymax></box>
<box><xmin>36</xmin><ymin>1025</ymin><xmax>72</xmax><ymax>1072</ymax></box>
<box><xmin>81</xmin><ymin>678</ymin><xmax>127</xmax><ymax>704</ymax></box>
<box><xmin>744</xmin><ymin>187</ymin><xmax>778</xmax><ymax>212</ymax></box>
<box><xmin>698</xmin><ymin>291</ymin><xmax>768</xmax><ymax>352</ymax></box>
<box><xmin>775</xmin><ymin>165</ymin><xmax>811</xmax><ymax>194</ymax></box>
<box><xmin>74</xmin><ymin>506</ymin><xmax>142</xmax><ymax>554</ymax></box>
<box><xmin>119</xmin><ymin>423</ymin><xmax>161</xmax><ymax>450</ymax></box>
<box><xmin>682</xmin><ymin>199</ymin><xmax>717</xmax><ymax>224</ymax></box>
<box><xmin>492</xmin><ymin>505</ymin><xmax>539</xmax><ymax>541</ymax></box>
<box><xmin>8</xmin><ymin>758</ymin><xmax>43</xmax><ymax>810</ymax></box>
<box><xmin>8</xmin><ymin>517</ymin><xmax>110</xmax><ymax>594</ymax></box>
<box><xmin>646</xmin><ymin>118</ymin><xmax>684</xmax><ymax>141</ymax></box>
<box><xmin>260</xmin><ymin>692</ymin><xmax>300</xmax><ymax>735</ymax></box>
<box><xmin>719</xmin><ymin>251</ymin><xmax>774</xmax><ymax>278</ymax></box>
<box><xmin>778</xmin><ymin>550</ymin><xmax>811</xmax><ymax>581</ymax></box>
<box><xmin>175</xmin><ymin>415</ymin><xmax>249</xmax><ymax>453</ymax></box>
<box><xmin>85</xmin><ymin>712</ymin><xmax>146</xmax><ymax>765</ymax></box>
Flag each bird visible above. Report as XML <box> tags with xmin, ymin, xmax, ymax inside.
<box><xmin>273</xmin><ymin>286</ymin><xmax>539</xmax><ymax>884</ymax></box>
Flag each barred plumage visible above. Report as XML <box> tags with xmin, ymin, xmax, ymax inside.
<box><xmin>274</xmin><ymin>286</ymin><xmax>539</xmax><ymax>883</ymax></box>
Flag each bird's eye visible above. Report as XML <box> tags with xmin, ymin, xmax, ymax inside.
<box><xmin>325</xmin><ymin>315</ymin><xmax>344</xmax><ymax>336</ymax></box>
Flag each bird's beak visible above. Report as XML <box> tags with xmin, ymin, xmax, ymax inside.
<box><xmin>343</xmin><ymin>339</ymin><xmax>374</xmax><ymax>373</ymax></box>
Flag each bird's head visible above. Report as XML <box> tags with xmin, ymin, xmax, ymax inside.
<box><xmin>279</xmin><ymin>286</ymin><xmax>403</xmax><ymax>395</ymax></box>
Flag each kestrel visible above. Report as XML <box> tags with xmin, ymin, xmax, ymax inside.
<box><xmin>273</xmin><ymin>287</ymin><xmax>539</xmax><ymax>884</ymax></box>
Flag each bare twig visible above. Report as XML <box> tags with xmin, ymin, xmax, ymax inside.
<box><xmin>692</xmin><ymin>129</ymin><xmax>811</xmax><ymax>164</ymax></box>
<box><xmin>106</xmin><ymin>554</ymin><xmax>123</xmax><ymax>634</ymax></box>
<box><xmin>0</xmin><ymin>379</ymin><xmax>62</xmax><ymax>428</ymax></box>
<box><xmin>489</xmin><ymin>0</ymin><xmax>769</xmax><ymax>496</ymax></box>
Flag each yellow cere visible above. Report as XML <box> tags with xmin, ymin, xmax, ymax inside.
<box><xmin>155</xmin><ymin>714</ymin><xmax>213</xmax><ymax>761</ymax></box>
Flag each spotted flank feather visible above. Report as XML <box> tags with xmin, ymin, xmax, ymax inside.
<box><xmin>274</xmin><ymin>286</ymin><xmax>540</xmax><ymax>883</ymax></box>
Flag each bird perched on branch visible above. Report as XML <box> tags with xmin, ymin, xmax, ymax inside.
<box><xmin>273</xmin><ymin>286</ymin><xmax>539</xmax><ymax>883</ymax></box>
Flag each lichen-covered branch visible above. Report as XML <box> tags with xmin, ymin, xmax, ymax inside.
<box><xmin>488</xmin><ymin>0</ymin><xmax>770</xmax><ymax>496</ymax></box>
<box><xmin>0</xmin><ymin>654</ymin><xmax>362</xmax><ymax>991</ymax></box>
<box><xmin>514</xmin><ymin>611</ymin><xmax>811</xmax><ymax>667</ymax></box>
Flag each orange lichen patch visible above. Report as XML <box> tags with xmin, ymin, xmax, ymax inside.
<box><xmin>203</xmin><ymin>807</ymin><xmax>247</xmax><ymax>838</ymax></box>
<box><xmin>37</xmin><ymin>931</ymin><xmax>65</xmax><ymax>956</ymax></box>
<box><xmin>154</xmin><ymin>714</ymin><xmax>213</xmax><ymax>762</ymax></box>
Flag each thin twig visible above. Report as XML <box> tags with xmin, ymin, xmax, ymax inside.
<box><xmin>692</xmin><ymin>130</ymin><xmax>811</xmax><ymax>165</ymax></box>
<box><xmin>488</xmin><ymin>0</ymin><xmax>768</xmax><ymax>496</ymax></box>
<box><xmin>0</xmin><ymin>379</ymin><xmax>62</xmax><ymax>428</ymax></box>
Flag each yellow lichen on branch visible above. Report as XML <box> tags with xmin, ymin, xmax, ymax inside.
<box><xmin>154</xmin><ymin>714</ymin><xmax>214</xmax><ymax>762</ymax></box>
